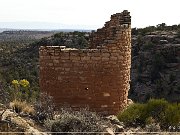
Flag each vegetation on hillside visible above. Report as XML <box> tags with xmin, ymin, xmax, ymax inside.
<box><xmin>117</xmin><ymin>99</ymin><xmax>180</xmax><ymax>131</ymax></box>
<box><xmin>130</xmin><ymin>23</ymin><xmax>180</xmax><ymax>102</ymax></box>
<box><xmin>0</xmin><ymin>23</ymin><xmax>179</xmax><ymax>103</ymax></box>
<box><xmin>132</xmin><ymin>23</ymin><xmax>180</xmax><ymax>35</ymax></box>
<box><xmin>0</xmin><ymin>31</ymin><xmax>89</xmax><ymax>94</ymax></box>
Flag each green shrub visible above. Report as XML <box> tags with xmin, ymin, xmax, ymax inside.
<box><xmin>117</xmin><ymin>103</ymin><xmax>145</xmax><ymax>126</ymax></box>
<box><xmin>143</xmin><ymin>99</ymin><xmax>169</xmax><ymax>123</ymax></box>
<box><xmin>176</xmin><ymin>30</ymin><xmax>180</xmax><ymax>38</ymax></box>
<box><xmin>163</xmin><ymin>103</ymin><xmax>180</xmax><ymax>127</ymax></box>
<box><xmin>151</xmin><ymin>53</ymin><xmax>166</xmax><ymax>81</ymax></box>
<box><xmin>142</xmin><ymin>41</ymin><xmax>154</xmax><ymax>50</ymax></box>
<box><xmin>9</xmin><ymin>79</ymin><xmax>38</xmax><ymax>103</ymax></box>
<box><xmin>117</xmin><ymin>99</ymin><xmax>180</xmax><ymax>130</ymax></box>
<box><xmin>0</xmin><ymin>82</ymin><xmax>10</xmax><ymax>105</ymax></box>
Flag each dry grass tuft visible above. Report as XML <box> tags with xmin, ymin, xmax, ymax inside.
<box><xmin>10</xmin><ymin>100</ymin><xmax>35</xmax><ymax>115</ymax></box>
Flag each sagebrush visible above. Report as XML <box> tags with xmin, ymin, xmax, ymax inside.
<box><xmin>45</xmin><ymin>107</ymin><xmax>110</xmax><ymax>135</ymax></box>
<box><xmin>117</xmin><ymin>99</ymin><xmax>180</xmax><ymax>131</ymax></box>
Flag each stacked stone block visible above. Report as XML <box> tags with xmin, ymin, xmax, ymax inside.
<box><xmin>39</xmin><ymin>10</ymin><xmax>131</xmax><ymax>114</ymax></box>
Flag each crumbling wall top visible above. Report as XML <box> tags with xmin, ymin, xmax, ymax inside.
<box><xmin>90</xmin><ymin>10</ymin><xmax>131</xmax><ymax>48</ymax></box>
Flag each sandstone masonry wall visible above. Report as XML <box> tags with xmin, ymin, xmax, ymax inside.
<box><xmin>39</xmin><ymin>10</ymin><xmax>131</xmax><ymax>114</ymax></box>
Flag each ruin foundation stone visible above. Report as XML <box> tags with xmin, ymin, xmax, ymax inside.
<box><xmin>39</xmin><ymin>10</ymin><xmax>131</xmax><ymax>114</ymax></box>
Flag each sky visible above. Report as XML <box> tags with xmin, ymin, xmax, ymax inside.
<box><xmin>0</xmin><ymin>0</ymin><xmax>180</xmax><ymax>29</ymax></box>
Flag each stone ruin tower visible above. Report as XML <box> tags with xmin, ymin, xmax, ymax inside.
<box><xmin>39</xmin><ymin>10</ymin><xmax>131</xmax><ymax>114</ymax></box>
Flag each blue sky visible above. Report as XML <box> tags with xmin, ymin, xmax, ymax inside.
<box><xmin>0</xmin><ymin>0</ymin><xmax>180</xmax><ymax>29</ymax></box>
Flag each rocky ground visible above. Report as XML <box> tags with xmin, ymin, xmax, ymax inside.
<box><xmin>130</xmin><ymin>31</ymin><xmax>180</xmax><ymax>102</ymax></box>
<box><xmin>0</xmin><ymin>104</ymin><xmax>179</xmax><ymax>135</ymax></box>
<box><xmin>0</xmin><ymin>104</ymin><xmax>47</xmax><ymax>135</ymax></box>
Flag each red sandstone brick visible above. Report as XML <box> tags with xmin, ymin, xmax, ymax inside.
<box><xmin>39</xmin><ymin>10</ymin><xmax>131</xmax><ymax>114</ymax></box>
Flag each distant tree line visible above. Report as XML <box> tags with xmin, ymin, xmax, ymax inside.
<box><xmin>132</xmin><ymin>23</ymin><xmax>180</xmax><ymax>35</ymax></box>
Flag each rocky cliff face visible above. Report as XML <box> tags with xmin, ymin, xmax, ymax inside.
<box><xmin>129</xmin><ymin>31</ymin><xmax>180</xmax><ymax>102</ymax></box>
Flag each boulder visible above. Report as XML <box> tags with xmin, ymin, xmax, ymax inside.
<box><xmin>127</xmin><ymin>99</ymin><xmax>134</xmax><ymax>106</ymax></box>
<box><xmin>114</xmin><ymin>124</ymin><xmax>124</xmax><ymax>132</ymax></box>
<box><xmin>106</xmin><ymin>115</ymin><xmax>123</xmax><ymax>126</ymax></box>
<box><xmin>160</xmin><ymin>40</ymin><xmax>168</xmax><ymax>44</ymax></box>
<box><xmin>0</xmin><ymin>109</ymin><xmax>47</xmax><ymax>134</ymax></box>
<box><xmin>145</xmin><ymin>123</ymin><xmax>161</xmax><ymax>132</ymax></box>
<box><xmin>105</xmin><ymin>128</ymin><xmax>115</xmax><ymax>135</ymax></box>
